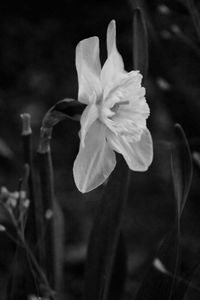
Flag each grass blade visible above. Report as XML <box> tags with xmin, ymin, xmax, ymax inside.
<box><xmin>171</xmin><ymin>124</ymin><xmax>193</xmax><ymax>216</ymax></box>
<box><xmin>135</xmin><ymin>124</ymin><xmax>193</xmax><ymax>300</ymax></box>
<box><xmin>187</xmin><ymin>0</ymin><xmax>200</xmax><ymax>41</ymax></box>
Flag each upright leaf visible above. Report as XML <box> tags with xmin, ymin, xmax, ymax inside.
<box><xmin>83</xmin><ymin>159</ymin><xmax>130</xmax><ymax>300</ymax></box>
<box><xmin>135</xmin><ymin>124</ymin><xmax>193</xmax><ymax>300</ymax></box>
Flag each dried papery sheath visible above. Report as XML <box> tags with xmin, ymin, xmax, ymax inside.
<box><xmin>21</xmin><ymin>113</ymin><xmax>32</xmax><ymax>136</ymax></box>
<box><xmin>41</xmin><ymin>98</ymin><xmax>85</xmax><ymax>129</ymax></box>
<box><xmin>38</xmin><ymin>127</ymin><xmax>53</xmax><ymax>154</ymax></box>
<box><xmin>38</xmin><ymin>98</ymin><xmax>85</xmax><ymax>154</ymax></box>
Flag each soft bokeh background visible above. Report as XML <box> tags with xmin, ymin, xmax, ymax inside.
<box><xmin>0</xmin><ymin>0</ymin><xmax>200</xmax><ymax>299</ymax></box>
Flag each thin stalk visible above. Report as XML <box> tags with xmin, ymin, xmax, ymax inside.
<box><xmin>18</xmin><ymin>230</ymin><xmax>56</xmax><ymax>300</ymax></box>
<box><xmin>37</xmin><ymin>126</ymin><xmax>56</xmax><ymax>288</ymax></box>
<box><xmin>5</xmin><ymin>224</ymin><xmax>56</xmax><ymax>300</ymax></box>
<box><xmin>35</xmin><ymin>98</ymin><xmax>84</xmax><ymax>292</ymax></box>
<box><xmin>21</xmin><ymin>114</ymin><xmax>43</xmax><ymax>263</ymax></box>
<box><xmin>1</xmin><ymin>200</ymin><xmax>55</xmax><ymax>299</ymax></box>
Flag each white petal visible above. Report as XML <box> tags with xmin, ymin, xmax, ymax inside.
<box><xmin>73</xmin><ymin>121</ymin><xmax>116</xmax><ymax>193</ymax></box>
<box><xmin>106</xmin><ymin>20</ymin><xmax>118</xmax><ymax>56</ymax></box>
<box><xmin>108</xmin><ymin>128</ymin><xmax>153</xmax><ymax>171</ymax></box>
<box><xmin>105</xmin><ymin>71</ymin><xmax>146</xmax><ymax>106</ymax></box>
<box><xmin>76</xmin><ymin>37</ymin><xmax>102</xmax><ymax>104</ymax></box>
<box><xmin>80</xmin><ymin>102</ymin><xmax>98</xmax><ymax>147</ymax></box>
<box><xmin>101</xmin><ymin>20</ymin><xmax>125</xmax><ymax>98</ymax></box>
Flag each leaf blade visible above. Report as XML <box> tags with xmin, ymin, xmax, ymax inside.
<box><xmin>83</xmin><ymin>159</ymin><xmax>130</xmax><ymax>300</ymax></box>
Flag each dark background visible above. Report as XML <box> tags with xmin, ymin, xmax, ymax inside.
<box><xmin>0</xmin><ymin>0</ymin><xmax>200</xmax><ymax>299</ymax></box>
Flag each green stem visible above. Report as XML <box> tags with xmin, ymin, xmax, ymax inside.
<box><xmin>37</xmin><ymin>126</ymin><xmax>56</xmax><ymax>288</ymax></box>
<box><xmin>35</xmin><ymin>99</ymin><xmax>84</xmax><ymax>292</ymax></box>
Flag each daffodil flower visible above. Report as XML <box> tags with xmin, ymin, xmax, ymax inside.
<box><xmin>73</xmin><ymin>20</ymin><xmax>153</xmax><ymax>193</ymax></box>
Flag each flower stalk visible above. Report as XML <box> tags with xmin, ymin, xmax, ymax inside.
<box><xmin>37</xmin><ymin>125</ymin><xmax>56</xmax><ymax>288</ymax></box>
<box><xmin>36</xmin><ymin>98</ymin><xmax>84</xmax><ymax>290</ymax></box>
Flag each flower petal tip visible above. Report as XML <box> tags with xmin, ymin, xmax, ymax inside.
<box><xmin>76</xmin><ymin>36</ymin><xmax>99</xmax><ymax>48</ymax></box>
<box><xmin>75</xmin><ymin>35</ymin><xmax>101</xmax><ymax>104</ymax></box>
<box><xmin>106</xmin><ymin>20</ymin><xmax>117</xmax><ymax>55</ymax></box>
<box><xmin>73</xmin><ymin>121</ymin><xmax>116</xmax><ymax>193</ymax></box>
<box><xmin>108</xmin><ymin>19</ymin><xmax>116</xmax><ymax>28</ymax></box>
<box><xmin>107</xmin><ymin>20</ymin><xmax>116</xmax><ymax>37</ymax></box>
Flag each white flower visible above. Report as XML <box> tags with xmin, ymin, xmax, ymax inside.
<box><xmin>73</xmin><ymin>20</ymin><xmax>153</xmax><ymax>193</ymax></box>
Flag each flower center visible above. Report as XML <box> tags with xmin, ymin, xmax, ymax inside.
<box><xmin>98</xmin><ymin>97</ymin><xmax>131</xmax><ymax>135</ymax></box>
<box><xmin>110</xmin><ymin>100</ymin><xmax>129</xmax><ymax>113</ymax></box>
